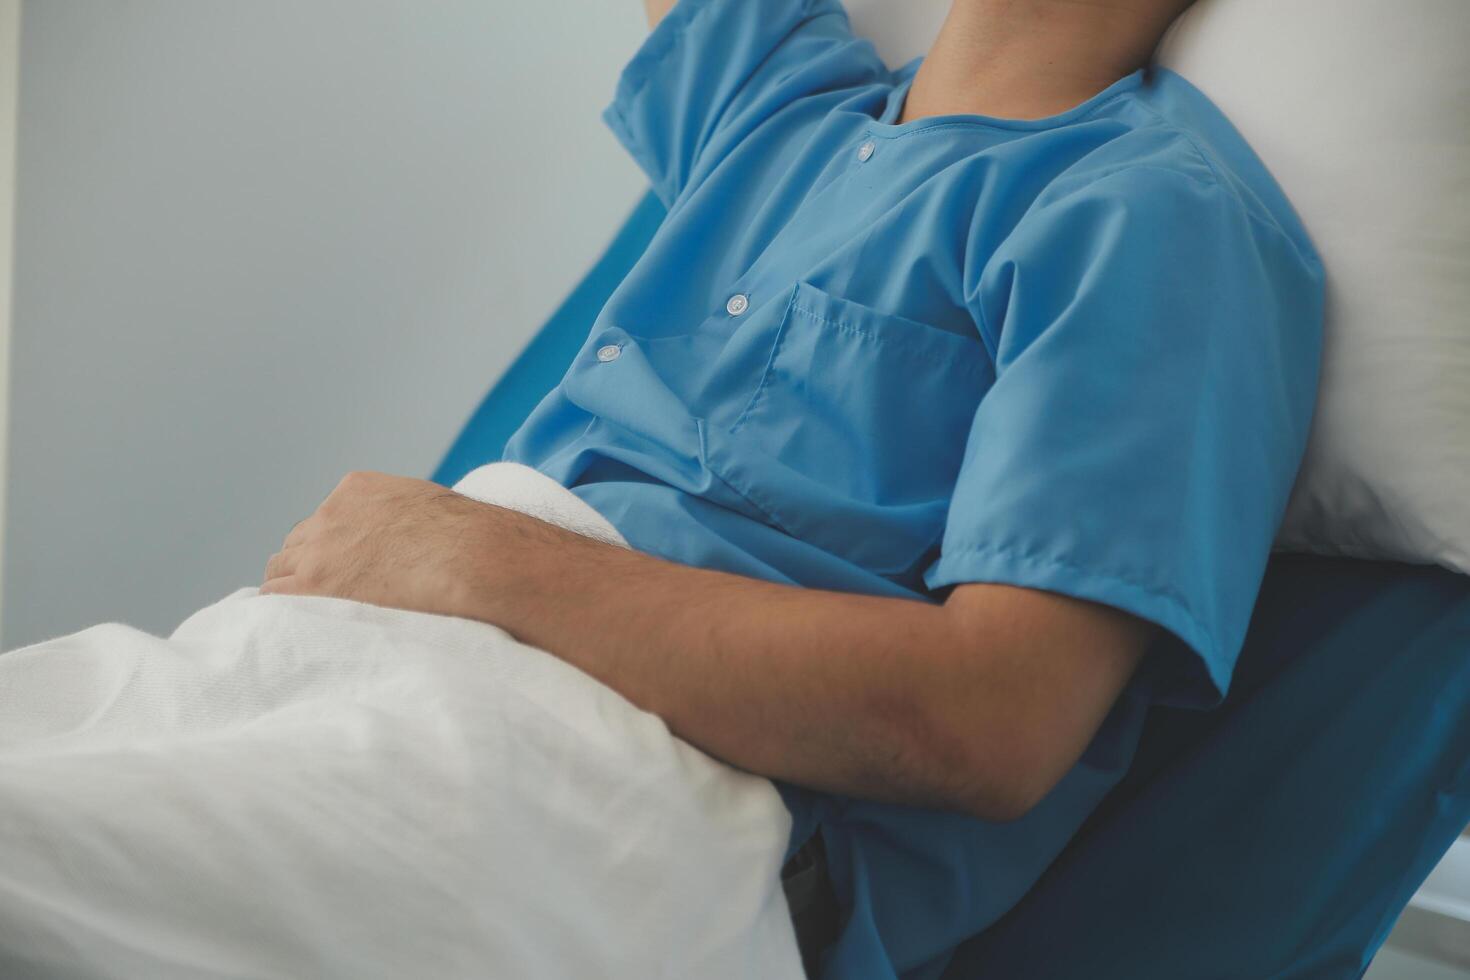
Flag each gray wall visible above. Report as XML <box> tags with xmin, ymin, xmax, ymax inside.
<box><xmin>0</xmin><ymin>0</ymin><xmax>17</xmax><ymax>639</ymax></box>
<box><xmin>4</xmin><ymin>0</ymin><xmax>646</xmax><ymax>648</ymax></box>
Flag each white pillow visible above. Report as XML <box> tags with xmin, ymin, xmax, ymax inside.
<box><xmin>846</xmin><ymin>0</ymin><xmax>1470</xmax><ymax>575</ymax></box>
<box><xmin>1158</xmin><ymin>0</ymin><xmax>1470</xmax><ymax>573</ymax></box>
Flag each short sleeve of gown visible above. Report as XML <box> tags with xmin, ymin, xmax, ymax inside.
<box><xmin>924</xmin><ymin>163</ymin><xmax>1325</xmax><ymax>710</ymax></box>
<box><xmin>601</xmin><ymin>0</ymin><xmax>878</xmax><ymax>207</ymax></box>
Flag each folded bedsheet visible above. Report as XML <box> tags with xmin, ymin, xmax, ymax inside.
<box><xmin>0</xmin><ymin>463</ymin><xmax>803</xmax><ymax>979</ymax></box>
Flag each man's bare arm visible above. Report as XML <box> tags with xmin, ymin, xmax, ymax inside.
<box><xmin>644</xmin><ymin>0</ymin><xmax>678</xmax><ymax>29</ymax></box>
<box><xmin>463</xmin><ymin>506</ymin><xmax>1151</xmax><ymax>822</ymax></box>
<box><xmin>264</xmin><ymin>472</ymin><xmax>1153</xmax><ymax>823</ymax></box>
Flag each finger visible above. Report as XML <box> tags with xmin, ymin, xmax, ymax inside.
<box><xmin>283</xmin><ymin>517</ymin><xmax>314</xmax><ymax>550</ymax></box>
<box><xmin>260</xmin><ymin>575</ymin><xmax>314</xmax><ymax>599</ymax></box>
<box><xmin>259</xmin><ymin>575</ymin><xmax>304</xmax><ymax>596</ymax></box>
<box><xmin>263</xmin><ymin>548</ymin><xmax>299</xmax><ymax>582</ymax></box>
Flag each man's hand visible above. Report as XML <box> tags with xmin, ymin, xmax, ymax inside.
<box><xmin>644</xmin><ymin>0</ymin><xmax>678</xmax><ymax>29</ymax></box>
<box><xmin>261</xmin><ymin>470</ymin><xmax>504</xmax><ymax>620</ymax></box>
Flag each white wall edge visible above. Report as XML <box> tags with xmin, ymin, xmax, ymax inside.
<box><xmin>1381</xmin><ymin>837</ymin><xmax>1470</xmax><ymax>970</ymax></box>
<box><xmin>0</xmin><ymin>0</ymin><xmax>20</xmax><ymax>644</ymax></box>
<box><xmin>1412</xmin><ymin>837</ymin><xmax>1470</xmax><ymax>923</ymax></box>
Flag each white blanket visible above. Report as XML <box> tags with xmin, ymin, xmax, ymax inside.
<box><xmin>0</xmin><ymin>463</ymin><xmax>803</xmax><ymax>979</ymax></box>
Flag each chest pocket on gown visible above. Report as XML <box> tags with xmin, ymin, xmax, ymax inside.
<box><xmin>703</xmin><ymin>281</ymin><xmax>991</xmax><ymax>579</ymax></box>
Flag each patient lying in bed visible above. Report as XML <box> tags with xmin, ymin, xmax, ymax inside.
<box><xmin>0</xmin><ymin>0</ymin><xmax>1325</xmax><ymax>976</ymax></box>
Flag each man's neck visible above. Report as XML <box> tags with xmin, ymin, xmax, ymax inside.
<box><xmin>900</xmin><ymin>0</ymin><xmax>1184</xmax><ymax>124</ymax></box>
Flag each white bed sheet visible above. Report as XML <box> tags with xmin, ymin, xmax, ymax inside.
<box><xmin>0</xmin><ymin>463</ymin><xmax>803</xmax><ymax>979</ymax></box>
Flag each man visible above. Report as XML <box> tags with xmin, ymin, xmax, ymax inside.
<box><xmin>264</xmin><ymin>0</ymin><xmax>1324</xmax><ymax>975</ymax></box>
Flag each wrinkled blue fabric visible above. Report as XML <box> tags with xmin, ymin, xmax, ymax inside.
<box><xmin>941</xmin><ymin>554</ymin><xmax>1470</xmax><ymax>979</ymax></box>
<box><xmin>502</xmin><ymin>1</ymin><xmax>1325</xmax><ymax>976</ymax></box>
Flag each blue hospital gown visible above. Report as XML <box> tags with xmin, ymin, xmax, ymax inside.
<box><xmin>504</xmin><ymin>0</ymin><xmax>1326</xmax><ymax>975</ymax></box>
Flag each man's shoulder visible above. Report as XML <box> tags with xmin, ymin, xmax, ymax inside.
<box><xmin>995</xmin><ymin>116</ymin><xmax>1324</xmax><ymax>300</ymax></box>
<box><xmin>1100</xmin><ymin>68</ymin><xmax>1322</xmax><ymax>270</ymax></box>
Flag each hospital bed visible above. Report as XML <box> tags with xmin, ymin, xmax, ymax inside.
<box><xmin>432</xmin><ymin>189</ymin><xmax>1470</xmax><ymax>978</ymax></box>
